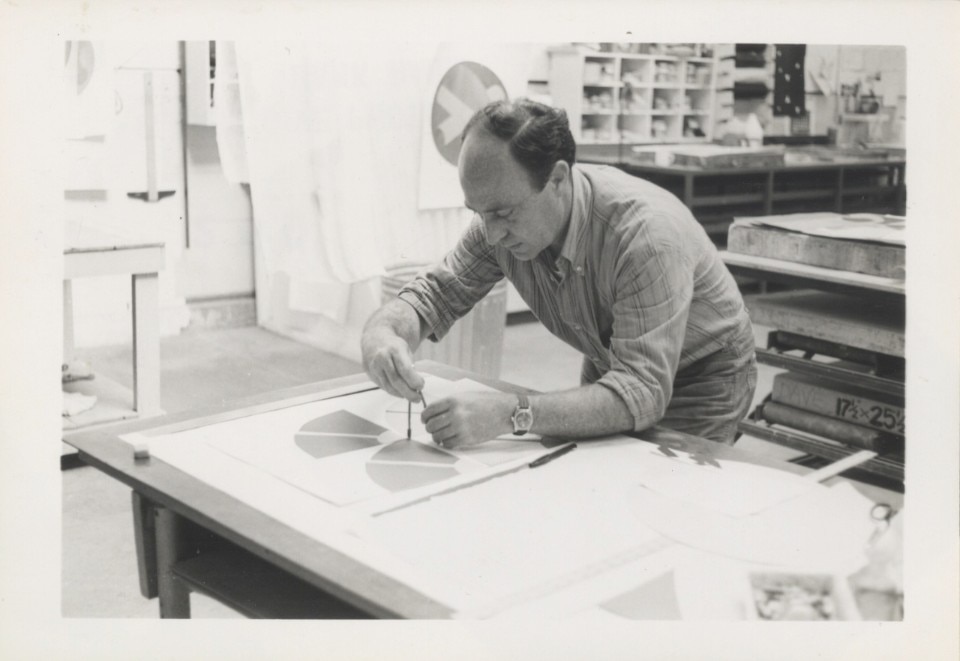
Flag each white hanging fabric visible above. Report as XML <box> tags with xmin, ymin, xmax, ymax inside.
<box><xmin>218</xmin><ymin>41</ymin><xmax>487</xmax><ymax>358</ymax></box>
<box><xmin>213</xmin><ymin>42</ymin><xmax>249</xmax><ymax>185</ymax></box>
<box><xmin>225</xmin><ymin>42</ymin><xmax>440</xmax><ymax>319</ymax></box>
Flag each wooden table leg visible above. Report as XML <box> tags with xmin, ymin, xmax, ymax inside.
<box><xmin>895</xmin><ymin>163</ymin><xmax>906</xmax><ymax>215</ymax></box>
<box><xmin>131</xmin><ymin>272</ymin><xmax>161</xmax><ymax>416</ymax></box>
<box><xmin>763</xmin><ymin>171</ymin><xmax>774</xmax><ymax>215</ymax></box>
<box><xmin>131</xmin><ymin>492</ymin><xmax>159</xmax><ymax>599</ymax></box>
<box><xmin>155</xmin><ymin>505</ymin><xmax>192</xmax><ymax>618</ymax></box>
<box><xmin>835</xmin><ymin>167</ymin><xmax>845</xmax><ymax>213</ymax></box>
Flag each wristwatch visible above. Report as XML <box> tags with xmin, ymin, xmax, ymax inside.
<box><xmin>511</xmin><ymin>393</ymin><xmax>534</xmax><ymax>435</ymax></box>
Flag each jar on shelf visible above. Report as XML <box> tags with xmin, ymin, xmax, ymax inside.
<box><xmin>684</xmin><ymin>117</ymin><xmax>705</xmax><ymax>137</ymax></box>
<box><xmin>744</xmin><ymin>113</ymin><xmax>764</xmax><ymax>147</ymax></box>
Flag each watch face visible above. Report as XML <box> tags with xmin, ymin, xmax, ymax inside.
<box><xmin>515</xmin><ymin>409</ymin><xmax>533</xmax><ymax>431</ymax></box>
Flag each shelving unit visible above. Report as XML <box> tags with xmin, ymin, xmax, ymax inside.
<box><xmin>577</xmin><ymin>145</ymin><xmax>906</xmax><ymax>244</ymax></box>
<box><xmin>548</xmin><ymin>46</ymin><xmax>718</xmax><ymax>145</ymax></box>
<box><xmin>713</xmin><ymin>43</ymin><xmax>775</xmax><ymax>130</ymax></box>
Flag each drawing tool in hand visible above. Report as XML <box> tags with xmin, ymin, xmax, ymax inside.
<box><xmin>407</xmin><ymin>389</ymin><xmax>426</xmax><ymax>441</ymax></box>
<box><xmin>528</xmin><ymin>442</ymin><xmax>577</xmax><ymax>468</ymax></box>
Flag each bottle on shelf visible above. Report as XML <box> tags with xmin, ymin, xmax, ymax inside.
<box><xmin>744</xmin><ymin>112</ymin><xmax>764</xmax><ymax>147</ymax></box>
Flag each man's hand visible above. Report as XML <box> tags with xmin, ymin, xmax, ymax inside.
<box><xmin>422</xmin><ymin>391</ymin><xmax>515</xmax><ymax>449</ymax></box>
<box><xmin>362</xmin><ymin>331</ymin><xmax>425</xmax><ymax>401</ymax></box>
<box><xmin>361</xmin><ymin>299</ymin><xmax>427</xmax><ymax>401</ymax></box>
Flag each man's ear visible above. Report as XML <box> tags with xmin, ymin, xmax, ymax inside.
<box><xmin>549</xmin><ymin>160</ymin><xmax>570</xmax><ymax>190</ymax></box>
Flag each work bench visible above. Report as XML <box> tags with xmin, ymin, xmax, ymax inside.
<box><xmin>66</xmin><ymin>361</ymin><xmax>902</xmax><ymax>620</ymax></box>
<box><xmin>721</xmin><ymin>217</ymin><xmax>906</xmax><ymax>488</ymax></box>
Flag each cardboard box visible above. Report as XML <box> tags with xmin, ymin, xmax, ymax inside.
<box><xmin>669</xmin><ymin>145</ymin><xmax>786</xmax><ymax>169</ymax></box>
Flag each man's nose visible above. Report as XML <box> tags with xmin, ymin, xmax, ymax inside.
<box><xmin>483</xmin><ymin>217</ymin><xmax>507</xmax><ymax>246</ymax></box>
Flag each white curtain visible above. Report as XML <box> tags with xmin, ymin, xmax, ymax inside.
<box><xmin>218</xmin><ymin>41</ymin><xmax>533</xmax><ymax>362</ymax></box>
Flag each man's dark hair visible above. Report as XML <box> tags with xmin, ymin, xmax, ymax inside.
<box><xmin>462</xmin><ymin>98</ymin><xmax>576</xmax><ymax>191</ymax></box>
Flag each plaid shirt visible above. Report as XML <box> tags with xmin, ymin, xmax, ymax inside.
<box><xmin>399</xmin><ymin>164</ymin><xmax>755</xmax><ymax>431</ymax></box>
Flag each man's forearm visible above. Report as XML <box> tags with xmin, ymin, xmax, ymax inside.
<box><xmin>361</xmin><ymin>298</ymin><xmax>426</xmax><ymax>356</ymax></box>
<box><xmin>421</xmin><ymin>383</ymin><xmax>637</xmax><ymax>449</ymax></box>
<box><xmin>449</xmin><ymin>382</ymin><xmax>637</xmax><ymax>441</ymax></box>
<box><xmin>527</xmin><ymin>384</ymin><xmax>635</xmax><ymax>438</ymax></box>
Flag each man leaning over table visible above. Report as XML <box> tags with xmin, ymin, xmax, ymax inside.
<box><xmin>361</xmin><ymin>99</ymin><xmax>756</xmax><ymax>449</ymax></box>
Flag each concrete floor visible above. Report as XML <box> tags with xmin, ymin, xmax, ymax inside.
<box><xmin>61</xmin><ymin>320</ymin><xmax>786</xmax><ymax>618</ymax></box>
<box><xmin>61</xmin><ymin>327</ymin><xmax>362</xmax><ymax>618</ymax></box>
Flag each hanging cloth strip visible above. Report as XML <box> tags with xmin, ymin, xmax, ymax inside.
<box><xmin>773</xmin><ymin>44</ymin><xmax>807</xmax><ymax>117</ymax></box>
<box><xmin>735</xmin><ymin>43</ymin><xmax>768</xmax><ymax>68</ymax></box>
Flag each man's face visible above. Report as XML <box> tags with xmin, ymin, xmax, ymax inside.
<box><xmin>458</xmin><ymin>129</ymin><xmax>565</xmax><ymax>261</ymax></box>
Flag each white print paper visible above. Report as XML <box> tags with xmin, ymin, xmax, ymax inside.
<box><xmin>637</xmin><ymin>450</ymin><xmax>818</xmax><ymax>517</ymax></box>
<box><xmin>363</xmin><ymin>437</ymin><xmax>676</xmax><ymax>617</ymax></box>
<box><xmin>754</xmin><ymin>212</ymin><xmax>905</xmax><ymax>246</ymax></box>
<box><xmin>131</xmin><ymin>375</ymin><xmax>550</xmax><ymax>509</ymax></box>
<box><xmin>514</xmin><ymin>549</ymin><xmax>734</xmax><ymax>620</ymax></box>
<box><xmin>482</xmin><ymin>443</ymin><xmax>853</xmax><ymax>619</ymax></box>
<box><xmin>629</xmin><ymin>479</ymin><xmax>876</xmax><ymax>574</ymax></box>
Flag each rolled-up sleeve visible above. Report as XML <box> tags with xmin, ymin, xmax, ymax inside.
<box><xmin>397</xmin><ymin>219</ymin><xmax>504</xmax><ymax>342</ymax></box>
<box><xmin>596</xmin><ymin>242</ymin><xmax>693</xmax><ymax>431</ymax></box>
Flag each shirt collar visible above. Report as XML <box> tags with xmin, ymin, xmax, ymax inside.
<box><xmin>555</xmin><ymin>165</ymin><xmax>590</xmax><ymax>273</ymax></box>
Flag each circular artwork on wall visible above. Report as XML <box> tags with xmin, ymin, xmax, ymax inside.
<box><xmin>65</xmin><ymin>41</ymin><xmax>96</xmax><ymax>95</ymax></box>
<box><xmin>431</xmin><ymin>61</ymin><xmax>508</xmax><ymax>166</ymax></box>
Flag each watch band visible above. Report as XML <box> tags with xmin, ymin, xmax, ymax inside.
<box><xmin>512</xmin><ymin>393</ymin><xmax>533</xmax><ymax>435</ymax></box>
